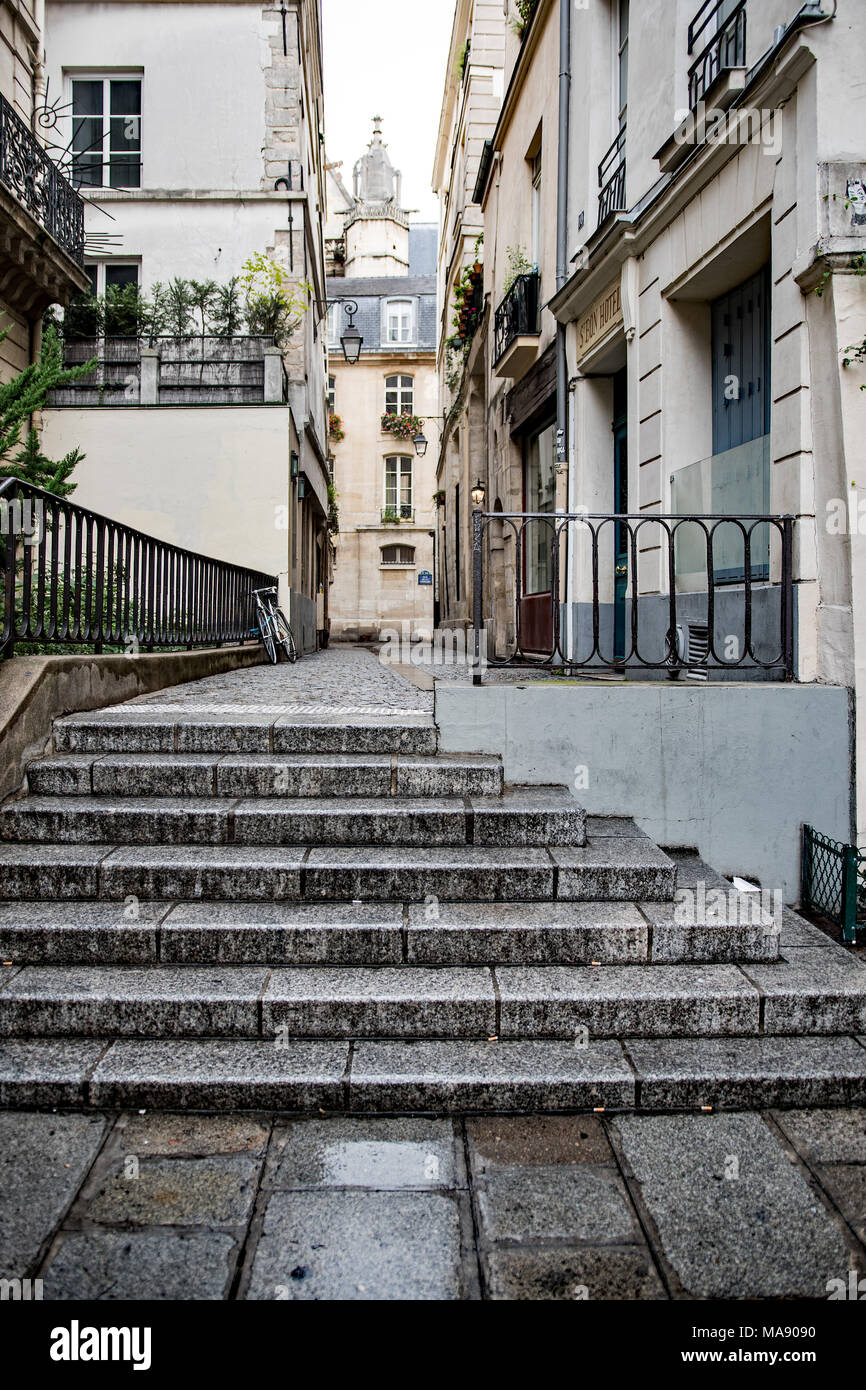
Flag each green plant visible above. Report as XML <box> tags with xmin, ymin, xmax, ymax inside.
<box><xmin>450</xmin><ymin>240</ymin><xmax>484</xmax><ymax>346</ymax></box>
<box><xmin>433</xmin><ymin>490</ymin><xmax>446</xmax><ymax>507</ymax></box>
<box><xmin>381</xmin><ymin>411</ymin><xmax>425</xmax><ymax>440</ymax></box>
<box><xmin>210</xmin><ymin>277</ymin><xmax>245</xmax><ymax>337</ymax></box>
<box><xmin>327</xmin><ymin>480</ymin><xmax>340</xmax><ymax>536</ymax></box>
<box><xmin>239</xmin><ymin>253</ymin><xmax>313</xmax><ymax>346</ymax></box>
<box><xmin>503</xmin><ymin>244</ymin><xmax>534</xmax><ymax>294</ymax></box>
<box><xmin>58</xmin><ymin>292</ymin><xmax>103</xmax><ymax>341</ymax></box>
<box><xmin>0</xmin><ymin>325</ymin><xmax>94</xmax><ymax>487</ymax></box>
<box><xmin>510</xmin><ymin>0</ymin><xmax>539</xmax><ymax>39</ymax></box>
<box><xmin>164</xmin><ymin>277</ymin><xmax>195</xmax><ymax>338</ymax></box>
<box><xmin>381</xmin><ymin>509</ymin><xmax>401</xmax><ymax>524</ymax></box>
<box><xmin>143</xmin><ymin>282</ymin><xmax>170</xmax><ymax>342</ymax></box>
<box><xmin>456</xmin><ymin>39</ymin><xmax>470</xmax><ymax>80</ymax></box>
<box><xmin>103</xmin><ymin>283</ymin><xmax>147</xmax><ymax>338</ymax></box>
<box><xmin>329</xmin><ymin>411</ymin><xmax>345</xmax><ymax>442</ymax></box>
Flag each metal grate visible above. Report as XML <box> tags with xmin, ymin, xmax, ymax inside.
<box><xmin>801</xmin><ymin>824</ymin><xmax>866</xmax><ymax>945</ymax></box>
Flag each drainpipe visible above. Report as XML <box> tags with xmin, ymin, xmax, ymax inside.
<box><xmin>556</xmin><ymin>0</ymin><xmax>572</xmax><ymax>653</ymax></box>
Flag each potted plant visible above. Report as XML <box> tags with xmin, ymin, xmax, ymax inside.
<box><xmin>381</xmin><ymin>411</ymin><xmax>425</xmax><ymax>440</ymax></box>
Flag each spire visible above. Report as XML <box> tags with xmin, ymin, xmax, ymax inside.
<box><xmin>352</xmin><ymin>116</ymin><xmax>401</xmax><ymax>206</ymax></box>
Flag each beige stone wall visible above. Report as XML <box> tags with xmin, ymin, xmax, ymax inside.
<box><xmin>0</xmin><ymin>0</ymin><xmax>37</xmax><ymax>119</ymax></box>
<box><xmin>328</xmin><ymin>351</ymin><xmax>437</xmax><ymax>640</ymax></box>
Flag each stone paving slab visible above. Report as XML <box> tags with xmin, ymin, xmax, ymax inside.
<box><xmin>243</xmin><ymin>1188</ymin><xmax>469</xmax><ymax>1300</ymax></box>
<box><xmin>0</xmin><ymin>901</ymin><xmax>169</xmax><ymax>965</ymax></box>
<box><xmin>0</xmin><ymin>1037</ymin><xmax>107</xmax><ymax>1106</ymax></box>
<box><xmin>481</xmin><ymin>1245</ymin><xmax>667</xmax><ymax>1300</ymax></box>
<box><xmin>406</xmin><ymin>900</ymin><xmax>649</xmax><ymax>965</ymax></box>
<box><xmin>263</xmin><ymin>965</ymin><xmax>496</xmax><ymax>1038</ymax></box>
<box><xmin>742</xmin><ymin>947</ymin><xmax>866</xmax><ymax>1034</ymax></box>
<box><xmin>0</xmin><ymin>1111</ymin><xmax>107</xmax><ymax>1278</ymax></box>
<box><xmin>475</xmin><ymin>1165</ymin><xmax>642</xmax><ymax>1244</ymax></box>
<box><xmin>42</xmin><ymin>1229</ymin><xmax>238</xmax><ymax>1300</ymax></box>
<box><xmin>161</xmin><ymin>900</ymin><xmax>405</xmax><ymax>965</ymax></box>
<box><xmin>81</xmin><ymin>1153</ymin><xmax>262</xmax><ymax>1227</ymax></box>
<box><xmin>611</xmin><ymin>1112</ymin><xmax>853</xmax><ymax>1298</ymax></box>
<box><xmin>263</xmin><ymin>1116</ymin><xmax>464</xmax><ymax>1190</ymax></box>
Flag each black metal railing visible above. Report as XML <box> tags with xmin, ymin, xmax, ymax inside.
<box><xmin>493</xmin><ymin>271</ymin><xmax>540</xmax><ymax>366</ymax></box>
<box><xmin>802</xmin><ymin>825</ymin><xmax>865</xmax><ymax>945</ymax></box>
<box><xmin>0</xmin><ymin>92</ymin><xmax>85</xmax><ymax>265</ymax></box>
<box><xmin>381</xmin><ymin>505</ymin><xmax>415</xmax><ymax>523</ymax></box>
<box><xmin>470</xmin><ymin>509</ymin><xmax>794</xmax><ymax>681</ymax></box>
<box><xmin>688</xmin><ymin>0</ymin><xmax>747</xmax><ymax>109</ymax></box>
<box><xmin>0</xmin><ymin>477</ymin><xmax>277</xmax><ymax>657</ymax></box>
<box><xmin>597</xmin><ymin>128</ymin><xmax>627</xmax><ymax>227</ymax></box>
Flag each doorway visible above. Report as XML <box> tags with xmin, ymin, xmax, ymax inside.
<box><xmin>612</xmin><ymin>369</ymin><xmax>628</xmax><ymax>662</ymax></box>
<box><xmin>521</xmin><ymin>418</ymin><xmax>556</xmax><ymax>653</ymax></box>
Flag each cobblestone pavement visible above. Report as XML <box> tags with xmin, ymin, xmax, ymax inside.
<box><xmin>2</xmin><ymin>1106</ymin><xmax>863</xmax><ymax>1299</ymax></box>
<box><xmin>122</xmin><ymin>646</ymin><xmax>434</xmax><ymax>716</ymax></box>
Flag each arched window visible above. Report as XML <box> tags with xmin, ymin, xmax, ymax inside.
<box><xmin>385</xmin><ymin>374</ymin><xmax>414</xmax><ymax>415</ymax></box>
<box><xmin>381</xmin><ymin>544</ymin><xmax>416</xmax><ymax>566</ymax></box>
<box><xmin>385</xmin><ymin>298</ymin><xmax>415</xmax><ymax>344</ymax></box>
<box><xmin>384</xmin><ymin>455</ymin><xmax>413</xmax><ymax>518</ymax></box>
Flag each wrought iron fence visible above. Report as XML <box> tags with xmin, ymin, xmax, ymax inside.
<box><xmin>0</xmin><ymin>91</ymin><xmax>85</xmax><ymax>265</ymax></box>
<box><xmin>470</xmin><ymin>509</ymin><xmax>794</xmax><ymax>680</ymax></box>
<box><xmin>493</xmin><ymin>271</ymin><xmax>540</xmax><ymax>366</ymax></box>
<box><xmin>688</xmin><ymin>0</ymin><xmax>747</xmax><ymax>109</ymax></box>
<box><xmin>597</xmin><ymin>128</ymin><xmax>627</xmax><ymax>227</ymax></box>
<box><xmin>802</xmin><ymin>825</ymin><xmax>865</xmax><ymax>945</ymax></box>
<box><xmin>0</xmin><ymin>477</ymin><xmax>277</xmax><ymax>657</ymax></box>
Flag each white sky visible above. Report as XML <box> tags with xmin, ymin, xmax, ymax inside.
<box><xmin>321</xmin><ymin>0</ymin><xmax>455</xmax><ymax>223</ymax></box>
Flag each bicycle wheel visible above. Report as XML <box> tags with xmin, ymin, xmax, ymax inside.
<box><xmin>257</xmin><ymin>608</ymin><xmax>278</xmax><ymax>664</ymax></box>
<box><xmin>274</xmin><ymin>607</ymin><xmax>298</xmax><ymax>663</ymax></box>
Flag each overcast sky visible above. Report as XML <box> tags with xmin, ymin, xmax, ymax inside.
<box><xmin>321</xmin><ymin>0</ymin><xmax>455</xmax><ymax>223</ymax></box>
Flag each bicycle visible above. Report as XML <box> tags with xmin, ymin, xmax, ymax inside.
<box><xmin>251</xmin><ymin>586</ymin><xmax>298</xmax><ymax>664</ymax></box>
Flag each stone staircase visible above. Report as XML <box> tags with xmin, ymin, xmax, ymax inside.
<box><xmin>0</xmin><ymin>705</ymin><xmax>864</xmax><ymax>1112</ymax></box>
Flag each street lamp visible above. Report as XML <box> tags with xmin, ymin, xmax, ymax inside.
<box><xmin>471</xmin><ymin>478</ymin><xmax>486</xmax><ymax>508</ymax></box>
<box><xmin>413</xmin><ymin>430</ymin><xmax>428</xmax><ymax>458</ymax></box>
<box><xmin>339</xmin><ymin>300</ymin><xmax>363</xmax><ymax>364</ymax></box>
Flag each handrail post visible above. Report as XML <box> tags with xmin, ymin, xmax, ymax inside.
<box><xmin>1</xmin><ymin>479</ymin><xmax>18</xmax><ymax>659</ymax></box>
<box><xmin>472</xmin><ymin>508</ymin><xmax>483</xmax><ymax>687</ymax></box>
<box><xmin>782</xmin><ymin>515</ymin><xmax>794</xmax><ymax>680</ymax></box>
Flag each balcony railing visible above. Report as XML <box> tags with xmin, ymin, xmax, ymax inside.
<box><xmin>493</xmin><ymin>271</ymin><xmax>540</xmax><ymax>366</ymax></box>
<box><xmin>0</xmin><ymin>477</ymin><xmax>277</xmax><ymax>657</ymax></box>
<box><xmin>688</xmin><ymin>0</ymin><xmax>747</xmax><ymax>109</ymax></box>
<box><xmin>470</xmin><ymin>509</ymin><xmax>794</xmax><ymax>680</ymax></box>
<box><xmin>0</xmin><ymin>92</ymin><xmax>85</xmax><ymax>265</ymax></box>
<box><xmin>381</xmin><ymin>505</ymin><xmax>415</xmax><ymax>524</ymax></box>
<box><xmin>597</xmin><ymin>127</ymin><xmax>627</xmax><ymax>227</ymax></box>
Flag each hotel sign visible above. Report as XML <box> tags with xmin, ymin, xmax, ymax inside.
<box><xmin>576</xmin><ymin>281</ymin><xmax>623</xmax><ymax>360</ymax></box>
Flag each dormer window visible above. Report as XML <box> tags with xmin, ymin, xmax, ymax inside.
<box><xmin>385</xmin><ymin>299</ymin><xmax>415</xmax><ymax>345</ymax></box>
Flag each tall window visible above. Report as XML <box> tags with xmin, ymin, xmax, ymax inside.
<box><xmin>385</xmin><ymin>299</ymin><xmax>414</xmax><ymax>344</ymax></box>
<box><xmin>327</xmin><ymin>375</ymin><xmax>336</xmax><ymax>413</ymax></box>
<box><xmin>71</xmin><ymin>76</ymin><xmax>142</xmax><ymax>188</ymax></box>
<box><xmin>384</xmin><ymin>456</ymin><xmax>413</xmax><ymax>517</ymax></box>
<box><xmin>385</xmin><ymin>374</ymin><xmax>414</xmax><ymax>415</ymax></box>
<box><xmin>531</xmin><ymin>149</ymin><xmax>542</xmax><ymax>269</ymax></box>
<box><xmin>617</xmin><ymin>0</ymin><xmax>629</xmax><ymax>133</ymax></box>
<box><xmin>327</xmin><ymin>303</ymin><xmax>341</xmax><ymax>346</ymax></box>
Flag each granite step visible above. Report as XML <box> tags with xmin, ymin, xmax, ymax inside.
<box><xmin>1</xmin><ymin>951</ymin><xmax>862</xmax><ymax>1039</ymax></box>
<box><xmin>52</xmin><ymin>713</ymin><xmax>438</xmax><ymax>756</ymax></box>
<box><xmin>0</xmin><ymin>897</ymin><xmax>781</xmax><ymax>966</ymax></box>
<box><xmin>1</xmin><ymin>1034</ymin><xmax>863</xmax><ymax>1111</ymax></box>
<box><xmin>27</xmin><ymin>751</ymin><xmax>505</xmax><ymax>799</ymax></box>
<box><xmin>0</xmin><ymin>838</ymin><xmax>677</xmax><ymax>902</ymax></box>
<box><xmin>0</xmin><ymin>788</ymin><xmax>586</xmax><ymax>849</ymax></box>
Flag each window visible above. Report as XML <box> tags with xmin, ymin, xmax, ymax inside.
<box><xmin>71</xmin><ymin>76</ymin><xmax>142</xmax><ymax>189</ymax></box>
<box><xmin>381</xmin><ymin>544</ymin><xmax>416</xmax><ymax>566</ymax></box>
<box><xmin>385</xmin><ymin>298</ymin><xmax>415</xmax><ymax>344</ymax></box>
<box><xmin>617</xmin><ymin>0</ymin><xmax>629</xmax><ymax>132</ymax></box>
<box><xmin>531</xmin><ymin>149</ymin><xmax>542</xmax><ymax>269</ymax></box>
<box><xmin>83</xmin><ymin>261</ymin><xmax>140</xmax><ymax>297</ymax></box>
<box><xmin>384</xmin><ymin>456</ymin><xmax>413</xmax><ymax>517</ymax></box>
<box><xmin>327</xmin><ymin>375</ymin><xmax>336</xmax><ymax>413</ymax></box>
<box><xmin>385</xmin><ymin>374</ymin><xmax>414</xmax><ymax>415</ymax></box>
<box><xmin>327</xmin><ymin>303</ymin><xmax>341</xmax><ymax>346</ymax></box>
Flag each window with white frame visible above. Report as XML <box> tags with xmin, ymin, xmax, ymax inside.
<box><xmin>531</xmin><ymin>148</ymin><xmax>542</xmax><ymax>268</ymax></box>
<box><xmin>85</xmin><ymin>262</ymin><xmax>140</xmax><ymax>297</ymax></box>
<box><xmin>385</xmin><ymin>374</ymin><xmax>414</xmax><ymax>415</ymax></box>
<box><xmin>385</xmin><ymin>298</ymin><xmax>415</xmax><ymax>344</ymax></box>
<box><xmin>327</xmin><ymin>375</ymin><xmax>336</xmax><ymax>413</ymax></box>
<box><xmin>384</xmin><ymin>456</ymin><xmax>413</xmax><ymax>517</ymax></box>
<box><xmin>381</xmin><ymin>544</ymin><xmax>416</xmax><ymax>566</ymax></box>
<box><xmin>71</xmin><ymin>75</ymin><xmax>142</xmax><ymax>189</ymax></box>
<box><xmin>327</xmin><ymin>303</ymin><xmax>341</xmax><ymax>346</ymax></box>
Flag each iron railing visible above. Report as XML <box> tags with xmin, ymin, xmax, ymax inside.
<box><xmin>688</xmin><ymin>0</ymin><xmax>747</xmax><ymax>109</ymax></box>
<box><xmin>0</xmin><ymin>91</ymin><xmax>85</xmax><ymax>265</ymax></box>
<box><xmin>470</xmin><ymin>509</ymin><xmax>795</xmax><ymax>681</ymax></box>
<box><xmin>597</xmin><ymin>128</ymin><xmax>627</xmax><ymax>227</ymax></box>
<box><xmin>0</xmin><ymin>477</ymin><xmax>277</xmax><ymax>657</ymax></box>
<box><xmin>381</xmin><ymin>506</ymin><xmax>415</xmax><ymax>523</ymax></box>
<box><xmin>802</xmin><ymin>825</ymin><xmax>865</xmax><ymax>945</ymax></box>
<box><xmin>493</xmin><ymin>271</ymin><xmax>540</xmax><ymax>366</ymax></box>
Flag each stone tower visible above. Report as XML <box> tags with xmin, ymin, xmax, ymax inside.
<box><xmin>344</xmin><ymin>118</ymin><xmax>409</xmax><ymax>278</ymax></box>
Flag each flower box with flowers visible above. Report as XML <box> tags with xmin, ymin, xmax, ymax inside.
<box><xmin>381</xmin><ymin>412</ymin><xmax>425</xmax><ymax>440</ymax></box>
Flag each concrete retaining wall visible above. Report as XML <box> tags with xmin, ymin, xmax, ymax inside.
<box><xmin>435</xmin><ymin>680</ymin><xmax>854</xmax><ymax>903</ymax></box>
<box><xmin>0</xmin><ymin>645</ymin><xmax>265</xmax><ymax>802</ymax></box>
